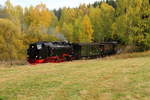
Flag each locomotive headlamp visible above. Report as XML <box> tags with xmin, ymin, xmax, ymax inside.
<box><xmin>37</xmin><ymin>44</ymin><xmax>42</xmax><ymax>50</ymax></box>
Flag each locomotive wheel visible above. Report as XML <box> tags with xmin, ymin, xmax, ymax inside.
<box><xmin>64</xmin><ymin>56</ymin><xmax>71</xmax><ymax>61</ymax></box>
<box><xmin>55</xmin><ymin>57</ymin><xmax>60</xmax><ymax>63</ymax></box>
<box><xmin>64</xmin><ymin>56</ymin><xmax>67</xmax><ymax>61</ymax></box>
<box><xmin>55</xmin><ymin>57</ymin><xmax>64</xmax><ymax>63</ymax></box>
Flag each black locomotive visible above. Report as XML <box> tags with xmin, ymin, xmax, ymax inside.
<box><xmin>27</xmin><ymin>41</ymin><xmax>117</xmax><ymax>64</ymax></box>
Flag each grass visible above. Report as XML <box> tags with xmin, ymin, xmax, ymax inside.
<box><xmin>0</xmin><ymin>52</ymin><xmax>150</xmax><ymax>100</ymax></box>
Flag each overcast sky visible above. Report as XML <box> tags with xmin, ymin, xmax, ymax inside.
<box><xmin>0</xmin><ymin>0</ymin><xmax>101</xmax><ymax>10</ymax></box>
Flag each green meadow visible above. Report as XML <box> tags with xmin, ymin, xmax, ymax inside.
<box><xmin>0</xmin><ymin>52</ymin><xmax>150</xmax><ymax>100</ymax></box>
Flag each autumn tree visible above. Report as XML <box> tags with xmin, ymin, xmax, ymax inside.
<box><xmin>4</xmin><ymin>0</ymin><xmax>23</xmax><ymax>27</ymax></box>
<box><xmin>127</xmin><ymin>0</ymin><xmax>150</xmax><ymax>50</ymax></box>
<box><xmin>0</xmin><ymin>19</ymin><xmax>24</xmax><ymax>65</ymax></box>
<box><xmin>89</xmin><ymin>6</ymin><xmax>101</xmax><ymax>42</ymax></box>
<box><xmin>23</xmin><ymin>4</ymin><xmax>57</xmax><ymax>44</ymax></box>
<box><xmin>82</xmin><ymin>15</ymin><xmax>93</xmax><ymax>42</ymax></box>
<box><xmin>24</xmin><ymin>4</ymin><xmax>55</xmax><ymax>33</ymax></box>
<box><xmin>59</xmin><ymin>8</ymin><xmax>78</xmax><ymax>24</ymax></box>
<box><xmin>113</xmin><ymin>0</ymin><xmax>150</xmax><ymax>51</ymax></box>
<box><xmin>73</xmin><ymin>17</ymin><xmax>83</xmax><ymax>42</ymax></box>
<box><xmin>99</xmin><ymin>3</ymin><xmax>115</xmax><ymax>42</ymax></box>
<box><xmin>61</xmin><ymin>23</ymin><xmax>73</xmax><ymax>42</ymax></box>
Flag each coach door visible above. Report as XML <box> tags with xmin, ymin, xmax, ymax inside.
<box><xmin>99</xmin><ymin>44</ymin><xmax>104</xmax><ymax>57</ymax></box>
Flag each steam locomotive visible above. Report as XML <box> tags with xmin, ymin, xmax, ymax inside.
<box><xmin>27</xmin><ymin>41</ymin><xmax>117</xmax><ymax>64</ymax></box>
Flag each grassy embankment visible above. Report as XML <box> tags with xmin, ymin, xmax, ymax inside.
<box><xmin>0</xmin><ymin>51</ymin><xmax>150</xmax><ymax>100</ymax></box>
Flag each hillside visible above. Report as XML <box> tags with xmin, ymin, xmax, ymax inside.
<box><xmin>0</xmin><ymin>52</ymin><xmax>150</xmax><ymax>100</ymax></box>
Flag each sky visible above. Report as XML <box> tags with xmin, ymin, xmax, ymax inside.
<box><xmin>0</xmin><ymin>0</ymin><xmax>101</xmax><ymax>10</ymax></box>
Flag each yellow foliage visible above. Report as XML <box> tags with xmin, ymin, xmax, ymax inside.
<box><xmin>82</xmin><ymin>15</ymin><xmax>94</xmax><ymax>43</ymax></box>
<box><xmin>25</xmin><ymin>3</ymin><xmax>54</xmax><ymax>30</ymax></box>
<box><xmin>0</xmin><ymin>18</ymin><xmax>24</xmax><ymax>62</ymax></box>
